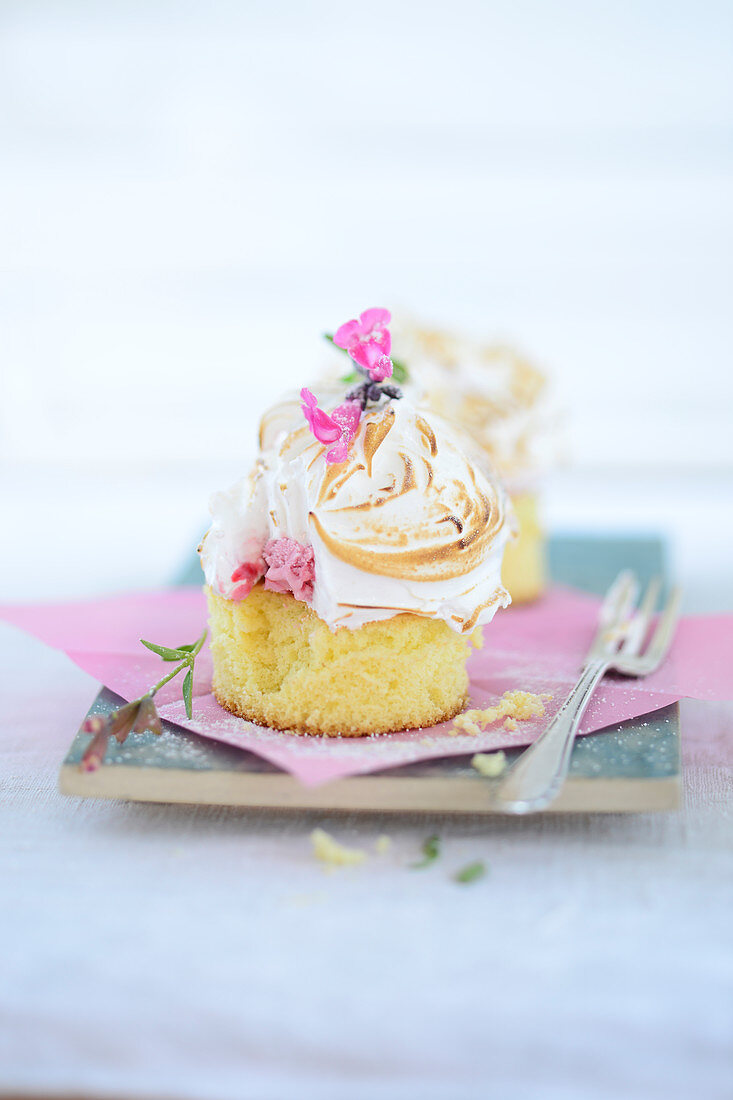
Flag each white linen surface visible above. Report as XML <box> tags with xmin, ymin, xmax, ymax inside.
<box><xmin>1</xmin><ymin>621</ymin><xmax>731</xmax><ymax>1100</ymax></box>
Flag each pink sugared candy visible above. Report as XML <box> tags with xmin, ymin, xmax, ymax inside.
<box><xmin>263</xmin><ymin>538</ymin><xmax>315</xmax><ymax>603</ymax></box>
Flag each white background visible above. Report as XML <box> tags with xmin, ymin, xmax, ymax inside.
<box><xmin>1</xmin><ymin>0</ymin><xmax>732</xmax><ymax>603</ymax></box>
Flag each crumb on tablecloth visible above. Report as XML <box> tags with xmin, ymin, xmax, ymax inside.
<box><xmin>310</xmin><ymin>828</ymin><xmax>367</xmax><ymax>867</ymax></box>
<box><xmin>471</xmin><ymin>751</ymin><xmax>507</xmax><ymax>778</ymax></box>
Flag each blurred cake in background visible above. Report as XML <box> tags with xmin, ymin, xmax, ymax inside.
<box><xmin>199</xmin><ymin>308</ymin><xmax>514</xmax><ymax>737</ymax></box>
<box><xmin>394</xmin><ymin>320</ymin><xmax>559</xmax><ymax>604</ymax></box>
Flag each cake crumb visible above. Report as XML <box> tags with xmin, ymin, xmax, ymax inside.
<box><xmin>450</xmin><ymin>690</ymin><xmax>547</xmax><ymax>736</ymax></box>
<box><xmin>503</xmin><ymin>716</ymin><xmax>517</xmax><ymax>731</ymax></box>
<box><xmin>470</xmin><ymin>627</ymin><xmax>484</xmax><ymax>650</ymax></box>
<box><xmin>310</xmin><ymin>828</ymin><xmax>367</xmax><ymax>867</ymax></box>
<box><xmin>375</xmin><ymin>835</ymin><xmax>392</xmax><ymax>854</ymax></box>
<box><xmin>452</xmin><ymin>713</ymin><xmax>482</xmax><ymax>736</ymax></box>
<box><xmin>472</xmin><ymin>751</ymin><xmax>507</xmax><ymax>778</ymax></box>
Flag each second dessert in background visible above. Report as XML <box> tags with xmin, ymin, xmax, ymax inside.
<box><xmin>200</xmin><ymin>308</ymin><xmax>514</xmax><ymax>737</ymax></box>
<box><xmin>394</xmin><ymin>319</ymin><xmax>558</xmax><ymax>604</ymax></box>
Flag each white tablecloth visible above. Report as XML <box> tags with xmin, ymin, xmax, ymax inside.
<box><xmin>1</xmin><ymin>620</ymin><xmax>731</xmax><ymax>1100</ymax></box>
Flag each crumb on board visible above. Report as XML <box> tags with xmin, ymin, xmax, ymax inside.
<box><xmin>375</xmin><ymin>835</ymin><xmax>392</xmax><ymax>854</ymax></box>
<box><xmin>472</xmin><ymin>751</ymin><xmax>507</xmax><ymax>778</ymax></box>
<box><xmin>450</xmin><ymin>690</ymin><xmax>549</xmax><ymax>736</ymax></box>
<box><xmin>310</xmin><ymin>828</ymin><xmax>367</xmax><ymax>867</ymax></box>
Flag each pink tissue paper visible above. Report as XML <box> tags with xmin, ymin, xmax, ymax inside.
<box><xmin>2</xmin><ymin>587</ymin><xmax>732</xmax><ymax>786</ymax></box>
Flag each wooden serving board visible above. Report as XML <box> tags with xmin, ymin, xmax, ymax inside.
<box><xmin>59</xmin><ymin>534</ymin><xmax>681</xmax><ymax>814</ymax></box>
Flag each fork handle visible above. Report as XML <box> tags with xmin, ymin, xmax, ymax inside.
<box><xmin>494</xmin><ymin>658</ymin><xmax>609</xmax><ymax>813</ymax></box>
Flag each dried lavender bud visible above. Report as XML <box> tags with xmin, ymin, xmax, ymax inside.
<box><xmin>380</xmin><ymin>384</ymin><xmax>403</xmax><ymax>400</ymax></box>
<box><xmin>346</xmin><ymin>382</ymin><xmax>370</xmax><ymax>410</ymax></box>
<box><xmin>367</xmin><ymin>383</ymin><xmax>383</xmax><ymax>403</ymax></box>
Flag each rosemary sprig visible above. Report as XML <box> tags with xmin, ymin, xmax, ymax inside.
<box><xmin>79</xmin><ymin>628</ymin><xmax>207</xmax><ymax>773</ymax></box>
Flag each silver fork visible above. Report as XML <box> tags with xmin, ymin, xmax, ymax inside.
<box><xmin>493</xmin><ymin>571</ymin><xmax>682</xmax><ymax>814</ymax></box>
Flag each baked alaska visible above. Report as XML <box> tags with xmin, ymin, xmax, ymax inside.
<box><xmin>394</xmin><ymin>320</ymin><xmax>558</xmax><ymax>604</ymax></box>
<box><xmin>199</xmin><ymin>308</ymin><xmax>513</xmax><ymax>736</ymax></box>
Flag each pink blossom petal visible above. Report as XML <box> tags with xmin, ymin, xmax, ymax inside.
<box><xmin>301</xmin><ymin>390</ymin><xmax>342</xmax><ymax>443</ymax></box>
<box><xmin>325</xmin><ymin>438</ymin><xmax>349</xmax><ymax>464</ymax></box>
<box><xmin>359</xmin><ymin>307</ymin><xmax>391</xmax><ymax>331</ymax></box>
<box><xmin>378</xmin><ymin>328</ymin><xmax>391</xmax><ymax>357</ymax></box>
<box><xmin>311</xmin><ymin>408</ymin><xmax>342</xmax><ymax>443</ymax></box>
<box><xmin>331</xmin><ymin>400</ymin><xmax>361</xmax><ymax>440</ymax></box>
<box><xmin>333</xmin><ymin>319</ymin><xmax>362</xmax><ymax>348</ymax></box>
<box><xmin>369</xmin><ymin>355</ymin><xmax>393</xmax><ymax>382</ymax></box>
<box><xmin>300</xmin><ymin>387</ymin><xmax>318</xmax><ymax>408</ymax></box>
<box><xmin>349</xmin><ymin>338</ymin><xmax>385</xmax><ymax>371</ymax></box>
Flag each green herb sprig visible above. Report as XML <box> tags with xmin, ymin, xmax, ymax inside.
<box><xmin>453</xmin><ymin>861</ymin><xmax>487</xmax><ymax>885</ymax></box>
<box><xmin>411</xmin><ymin>833</ymin><xmax>441</xmax><ymax>870</ymax></box>
<box><xmin>80</xmin><ymin>628</ymin><xmax>207</xmax><ymax>772</ymax></box>
<box><xmin>140</xmin><ymin>628</ymin><xmax>207</xmax><ymax>719</ymax></box>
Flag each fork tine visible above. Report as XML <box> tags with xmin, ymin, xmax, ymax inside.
<box><xmin>640</xmin><ymin>585</ymin><xmax>682</xmax><ymax>671</ymax></box>
<box><xmin>621</xmin><ymin>575</ymin><xmax>662</xmax><ymax>656</ymax></box>
<box><xmin>599</xmin><ymin>570</ymin><xmax>639</xmax><ymax>626</ymax></box>
<box><xmin>588</xmin><ymin>570</ymin><xmax>639</xmax><ymax>659</ymax></box>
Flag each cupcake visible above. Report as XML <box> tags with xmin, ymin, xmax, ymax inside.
<box><xmin>394</xmin><ymin>321</ymin><xmax>558</xmax><ymax>604</ymax></box>
<box><xmin>199</xmin><ymin>308</ymin><xmax>513</xmax><ymax>737</ymax></box>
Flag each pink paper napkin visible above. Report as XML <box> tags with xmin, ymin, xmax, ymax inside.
<box><xmin>2</xmin><ymin>587</ymin><xmax>732</xmax><ymax>786</ymax></box>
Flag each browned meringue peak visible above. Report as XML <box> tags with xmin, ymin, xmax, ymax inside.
<box><xmin>392</xmin><ymin>318</ymin><xmax>559</xmax><ymax>489</ymax></box>
<box><xmin>202</xmin><ymin>395</ymin><xmax>513</xmax><ymax>633</ymax></box>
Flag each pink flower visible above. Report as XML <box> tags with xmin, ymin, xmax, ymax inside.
<box><xmin>301</xmin><ymin>388</ymin><xmax>361</xmax><ymax>464</ymax></box>
<box><xmin>370</xmin><ymin>354</ymin><xmax>393</xmax><ymax>382</ymax></box>
<box><xmin>263</xmin><ymin>538</ymin><xmax>316</xmax><ymax>603</ymax></box>
<box><xmin>301</xmin><ymin>387</ymin><xmax>341</xmax><ymax>443</ymax></box>
<box><xmin>334</xmin><ymin>307</ymin><xmax>392</xmax><ymax>375</ymax></box>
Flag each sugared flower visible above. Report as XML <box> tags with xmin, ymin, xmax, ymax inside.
<box><xmin>301</xmin><ymin>387</ymin><xmax>342</xmax><ymax>444</ymax></box>
<box><xmin>370</xmin><ymin>354</ymin><xmax>393</xmax><ymax>383</ymax></box>
<box><xmin>334</xmin><ymin>308</ymin><xmax>392</xmax><ymax>374</ymax></box>
<box><xmin>301</xmin><ymin>388</ymin><xmax>361</xmax><ymax>464</ymax></box>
